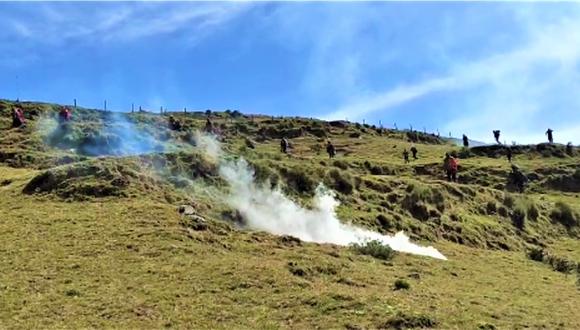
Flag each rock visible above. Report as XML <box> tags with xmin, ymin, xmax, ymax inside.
<box><xmin>178</xmin><ymin>205</ymin><xmax>195</xmax><ymax>215</ymax></box>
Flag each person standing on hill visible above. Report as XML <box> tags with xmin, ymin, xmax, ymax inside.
<box><xmin>12</xmin><ymin>107</ymin><xmax>26</xmax><ymax>128</ymax></box>
<box><xmin>326</xmin><ymin>140</ymin><xmax>336</xmax><ymax>159</ymax></box>
<box><xmin>545</xmin><ymin>128</ymin><xmax>554</xmax><ymax>144</ymax></box>
<box><xmin>410</xmin><ymin>146</ymin><xmax>418</xmax><ymax>160</ymax></box>
<box><xmin>462</xmin><ymin>134</ymin><xmax>469</xmax><ymax>148</ymax></box>
<box><xmin>403</xmin><ymin>149</ymin><xmax>410</xmax><ymax>163</ymax></box>
<box><xmin>443</xmin><ymin>153</ymin><xmax>458</xmax><ymax>182</ymax></box>
<box><xmin>449</xmin><ymin>155</ymin><xmax>458</xmax><ymax>182</ymax></box>
<box><xmin>506</xmin><ymin>147</ymin><xmax>513</xmax><ymax>162</ymax></box>
<box><xmin>493</xmin><ymin>130</ymin><xmax>501</xmax><ymax>144</ymax></box>
<box><xmin>58</xmin><ymin>106</ymin><xmax>72</xmax><ymax>123</ymax></box>
<box><xmin>204</xmin><ymin>117</ymin><xmax>213</xmax><ymax>133</ymax></box>
<box><xmin>280</xmin><ymin>137</ymin><xmax>288</xmax><ymax>154</ymax></box>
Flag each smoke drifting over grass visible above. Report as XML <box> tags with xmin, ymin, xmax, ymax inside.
<box><xmin>197</xmin><ymin>133</ymin><xmax>447</xmax><ymax>260</ymax></box>
<box><xmin>38</xmin><ymin>111</ymin><xmax>194</xmax><ymax>156</ymax></box>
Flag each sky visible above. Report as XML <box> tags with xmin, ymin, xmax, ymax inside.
<box><xmin>1</xmin><ymin>1</ymin><xmax>579</xmax><ymax>144</ymax></box>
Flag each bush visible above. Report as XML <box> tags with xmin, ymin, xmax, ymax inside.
<box><xmin>283</xmin><ymin>168</ymin><xmax>315</xmax><ymax>194</ymax></box>
<box><xmin>393</xmin><ymin>279</ymin><xmax>411</xmax><ymax>290</ymax></box>
<box><xmin>527</xmin><ymin>202</ymin><xmax>540</xmax><ymax>221</ymax></box>
<box><xmin>351</xmin><ymin>240</ymin><xmax>396</xmax><ymax>261</ymax></box>
<box><xmin>332</xmin><ymin>160</ymin><xmax>349</xmax><ymax>170</ymax></box>
<box><xmin>528</xmin><ymin>247</ymin><xmax>545</xmax><ymax>262</ymax></box>
<box><xmin>511</xmin><ymin>205</ymin><xmax>526</xmax><ymax>229</ymax></box>
<box><xmin>327</xmin><ymin>169</ymin><xmax>354</xmax><ymax>195</ymax></box>
<box><xmin>380</xmin><ymin>312</ymin><xmax>438</xmax><ymax>329</ymax></box>
<box><xmin>376</xmin><ymin>214</ymin><xmax>393</xmax><ymax>229</ymax></box>
<box><xmin>503</xmin><ymin>193</ymin><xmax>515</xmax><ymax>208</ymax></box>
<box><xmin>550</xmin><ymin>201</ymin><xmax>578</xmax><ymax>228</ymax></box>
<box><xmin>486</xmin><ymin>201</ymin><xmax>497</xmax><ymax>215</ymax></box>
<box><xmin>498</xmin><ymin>206</ymin><xmax>509</xmax><ymax>217</ymax></box>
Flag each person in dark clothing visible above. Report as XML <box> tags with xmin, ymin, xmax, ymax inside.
<box><xmin>280</xmin><ymin>138</ymin><xmax>288</xmax><ymax>154</ymax></box>
<box><xmin>546</xmin><ymin>128</ymin><xmax>554</xmax><ymax>144</ymax></box>
<box><xmin>510</xmin><ymin>164</ymin><xmax>528</xmax><ymax>193</ymax></box>
<box><xmin>493</xmin><ymin>130</ymin><xmax>501</xmax><ymax>144</ymax></box>
<box><xmin>506</xmin><ymin>147</ymin><xmax>513</xmax><ymax>162</ymax></box>
<box><xmin>12</xmin><ymin>107</ymin><xmax>26</xmax><ymax>128</ymax></box>
<box><xmin>326</xmin><ymin>141</ymin><xmax>336</xmax><ymax>159</ymax></box>
<box><xmin>403</xmin><ymin>149</ymin><xmax>410</xmax><ymax>163</ymax></box>
<box><xmin>410</xmin><ymin>146</ymin><xmax>418</xmax><ymax>160</ymax></box>
<box><xmin>204</xmin><ymin>117</ymin><xmax>213</xmax><ymax>133</ymax></box>
<box><xmin>462</xmin><ymin>134</ymin><xmax>469</xmax><ymax>148</ymax></box>
<box><xmin>168</xmin><ymin>116</ymin><xmax>181</xmax><ymax>131</ymax></box>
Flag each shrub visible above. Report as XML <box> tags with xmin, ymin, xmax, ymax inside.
<box><xmin>376</xmin><ymin>214</ymin><xmax>393</xmax><ymax>229</ymax></box>
<box><xmin>550</xmin><ymin>201</ymin><xmax>578</xmax><ymax>228</ymax></box>
<box><xmin>393</xmin><ymin>279</ymin><xmax>411</xmax><ymax>290</ymax></box>
<box><xmin>350</xmin><ymin>240</ymin><xmax>396</xmax><ymax>261</ymax></box>
<box><xmin>332</xmin><ymin>160</ymin><xmax>349</xmax><ymax>170</ymax></box>
<box><xmin>380</xmin><ymin>312</ymin><xmax>438</xmax><ymax>329</ymax></box>
<box><xmin>527</xmin><ymin>202</ymin><xmax>540</xmax><ymax>221</ymax></box>
<box><xmin>370</xmin><ymin>165</ymin><xmax>384</xmax><ymax>175</ymax></box>
<box><xmin>283</xmin><ymin>168</ymin><xmax>315</xmax><ymax>194</ymax></box>
<box><xmin>511</xmin><ymin>205</ymin><xmax>526</xmax><ymax>229</ymax></box>
<box><xmin>327</xmin><ymin>169</ymin><xmax>354</xmax><ymax>195</ymax></box>
<box><xmin>503</xmin><ymin>193</ymin><xmax>515</xmax><ymax>208</ymax></box>
<box><xmin>486</xmin><ymin>201</ymin><xmax>497</xmax><ymax>215</ymax></box>
<box><xmin>498</xmin><ymin>206</ymin><xmax>509</xmax><ymax>217</ymax></box>
<box><xmin>527</xmin><ymin>247</ymin><xmax>545</xmax><ymax>262</ymax></box>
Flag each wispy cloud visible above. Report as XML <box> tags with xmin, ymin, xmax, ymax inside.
<box><xmin>2</xmin><ymin>2</ymin><xmax>250</xmax><ymax>45</ymax></box>
<box><xmin>319</xmin><ymin>5</ymin><xmax>580</xmax><ymax>143</ymax></box>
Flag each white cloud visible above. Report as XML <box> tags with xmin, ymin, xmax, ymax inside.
<box><xmin>320</xmin><ymin>7</ymin><xmax>580</xmax><ymax>144</ymax></box>
<box><xmin>3</xmin><ymin>3</ymin><xmax>249</xmax><ymax>45</ymax></box>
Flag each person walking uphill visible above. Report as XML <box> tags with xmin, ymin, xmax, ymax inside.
<box><xmin>506</xmin><ymin>147</ymin><xmax>513</xmax><ymax>162</ymax></box>
<box><xmin>462</xmin><ymin>134</ymin><xmax>469</xmax><ymax>148</ymax></box>
<box><xmin>280</xmin><ymin>137</ymin><xmax>288</xmax><ymax>154</ymax></box>
<box><xmin>58</xmin><ymin>106</ymin><xmax>72</xmax><ymax>124</ymax></box>
<box><xmin>546</xmin><ymin>128</ymin><xmax>554</xmax><ymax>144</ymax></box>
<box><xmin>443</xmin><ymin>153</ymin><xmax>458</xmax><ymax>182</ymax></box>
<box><xmin>403</xmin><ymin>149</ymin><xmax>410</xmax><ymax>163</ymax></box>
<box><xmin>493</xmin><ymin>130</ymin><xmax>501</xmax><ymax>144</ymax></box>
<box><xmin>12</xmin><ymin>107</ymin><xmax>26</xmax><ymax>128</ymax></box>
<box><xmin>326</xmin><ymin>140</ymin><xmax>336</xmax><ymax>159</ymax></box>
<box><xmin>410</xmin><ymin>146</ymin><xmax>418</xmax><ymax>160</ymax></box>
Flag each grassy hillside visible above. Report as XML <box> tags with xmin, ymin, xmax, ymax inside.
<box><xmin>1</xmin><ymin>99</ymin><xmax>579</xmax><ymax>329</ymax></box>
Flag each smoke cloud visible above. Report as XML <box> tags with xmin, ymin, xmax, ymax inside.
<box><xmin>196</xmin><ymin>133</ymin><xmax>447</xmax><ymax>260</ymax></box>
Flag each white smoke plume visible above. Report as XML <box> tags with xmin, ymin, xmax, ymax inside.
<box><xmin>196</xmin><ymin>133</ymin><xmax>447</xmax><ymax>260</ymax></box>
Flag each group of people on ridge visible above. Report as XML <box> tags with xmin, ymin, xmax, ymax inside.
<box><xmin>11</xmin><ymin>105</ymin><xmax>72</xmax><ymax>129</ymax></box>
<box><xmin>7</xmin><ymin>103</ymin><xmax>570</xmax><ymax>194</ymax></box>
<box><xmin>280</xmin><ymin>137</ymin><xmax>336</xmax><ymax>159</ymax></box>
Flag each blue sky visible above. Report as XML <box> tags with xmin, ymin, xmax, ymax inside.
<box><xmin>1</xmin><ymin>2</ymin><xmax>579</xmax><ymax>144</ymax></box>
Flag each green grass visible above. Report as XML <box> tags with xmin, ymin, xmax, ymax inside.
<box><xmin>1</xmin><ymin>99</ymin><xmax>580</xmax><ymax>328</ymax></box>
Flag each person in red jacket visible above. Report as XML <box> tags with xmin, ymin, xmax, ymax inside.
<box><xmin>58</xmin><ymin>106</ymin><xmax>72</xmax><ymax>123</ymax></box>
<box><xmin>12</xmin><ymin>107</ymin><xmax>26</xmax><ymax>128</ymax></box>
<box><xmin>449</xmin><ymin>155</ymin><xmax>459</xmax><ymax>182</ymax></box>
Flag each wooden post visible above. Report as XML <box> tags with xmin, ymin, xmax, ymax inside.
<box><xmin>104</xmin><ymin>100</ymin><xmax>107</xmax><ymax>111</ymax></box>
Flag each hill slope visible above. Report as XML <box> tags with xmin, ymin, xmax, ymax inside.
<box><xmin>1</xmin><ymin>99</ymin><xmax>579</xmax><ymax>329</ymax></box>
